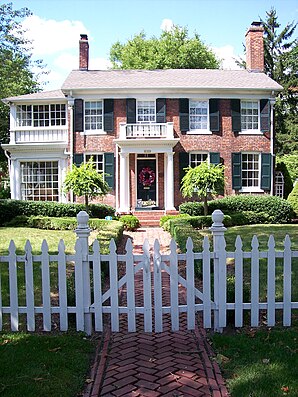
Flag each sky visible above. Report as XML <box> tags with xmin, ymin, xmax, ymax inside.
<box><xmin>10</xmin><ymin>0</ymin><xmax>298</xmax><ymax>91</ymax></box>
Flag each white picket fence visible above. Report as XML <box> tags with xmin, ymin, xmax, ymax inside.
<box><xmin>0</xmin><ymin>210</ymin><xmax>298</xmax><ymax>334</ymax></box>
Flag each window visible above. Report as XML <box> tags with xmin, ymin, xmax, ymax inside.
<box><xmin>20</xmin><ymin>161</ymin><xmax>59</xmax><ymax>201</ymax></box>
<box><xmin>275</xmin><ymin>171</ymin><xmax>284</xmax><ymax>198</ymax></box>
<box><xmin>85</xmin><ymin>154</ymin><xmax>104</xmax><ymax>173</ymax></box>
<box><xmin>190</xmin><ymin>152</ymin><xmax>208</xmax><ymax>167</ymax></box>
<box><xmin>16</xmin><ymin>104</ymin><xmax>66</xmax><ymax>128</ymax></box>
<box><xmin>189</xmin><ymin>100</ymin><xmax>208</xmax><ymax>131</ymax></box>
<box><xmin>137</xmin><ymin>101</ymin><xmax>155</xmax><ymax>123</ymax></box>
<box><xmin>241</xmin><ymin>153</ymin><xmax>260</xmax><ymax>188</ymax></box>
<box><xmin>84</xmin><ymin>101</ymin><xmax>103</xmax><ymax>131</ymax></box>
<box><xmin>241</xmin><ymin>101</ymin><xmax>259</xmax><ymax>131</ymax></box>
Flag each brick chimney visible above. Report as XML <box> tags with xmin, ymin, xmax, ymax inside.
<box><xmin>245</xmin><ymin>21</ymin><xmax>264</xmax><ymax>72</ymax></box>
<box><xmin>79</xmin><ymin>34</ymin><xmax>89</xmax><ymax>71</ymax></box>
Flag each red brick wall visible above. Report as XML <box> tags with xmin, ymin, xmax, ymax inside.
<box><xmin>245</xmin><ymin>25</ymin><xmax>264</xmax><ymax>72</ymax></box>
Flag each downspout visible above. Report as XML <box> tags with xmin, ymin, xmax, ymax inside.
<box><xmin>270</xmin><ymin>97</ymin><xmax>276</xmax><ymax>196</ymax></box>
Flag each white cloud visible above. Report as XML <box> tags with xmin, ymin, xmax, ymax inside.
<box><xmin>90</xmin><ymin>57</ymin><xmax>112</xmax><ymax>70</ymax></box>
<box><xmin>160</xmin><ymin>19</ymin><xmax>174</xmax><ymax>32</ymax></box>
<box><xmin>54</xmin><ymin>53</ymin><xmax>78</xmax><ymax>71</ymax></box>
<box><xmin>212</xmin><ymin>45</ymin><xmax>242</xmax><ymax>70</ymax></box>
<box><xmin>22</xmin><ymin>15</ymin><xmax>89</xmax><ymax>56</ymax></box>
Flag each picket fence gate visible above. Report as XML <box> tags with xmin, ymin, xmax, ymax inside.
<box><xmin>0</xmin><ymin>210</ymin><xmax>298</xmax><ymax>335</ymax></box>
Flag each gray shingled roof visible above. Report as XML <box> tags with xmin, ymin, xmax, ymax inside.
<box><xmin>3</xmin><ymin>89</ymin><xmax>66</xmax><ymax>103</ymax></box>
<box><xmin>61</xmin><ymin>69</ymin><xmax>283</xmax><ymax>91</ymax></box>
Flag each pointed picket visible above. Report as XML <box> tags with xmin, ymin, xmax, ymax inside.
<box><xmin>202</xmin><ymin>236</ymin><xmax>211</xmax><ymax>328</ymax></box>
<box><xmin>0</xmin><ymin>258</ymin><xmax>2</xmax><ymax>330</ymax></box>
<box><xmin>154</xmin><ymin>239</ymin><xmax>163</xmax><ymax>332</ymax></box>
<box><xmin>218</xmin><ymin>235</ymin><xmax>227</xmax><ymax>328</ymax></box>
<box><xmin>267</xmin><ymin>235</ymin><xmax>276</xmax><ymax>326</ymax></box>
<box><xmin>235</xmin><ymin>236</ymin><xmax>244</xmax><ymax>327</ymax></box>
<box><xmin>58</xmin><ymin>239</ymin><xmax>68</xmax><ymax>331</ymax></box>
<box><xmin>251</xmin><ymin>235</ymin><xmax>260</xmax><ymax>327</ymax></box>
<box><xmin>75</xmin><ymin>239</ymin><xmax>84</xmax><ymax>331</ymax></box>
<box><xmin>142</xmin><ymin>239</ymin><xmax>152</xmax><ymax>332</ymax></box>
<box><xmin>169</xmin><ymin>239</ymin><xmax>179</xmax><ymax>331</ymax></box>
<box><xmin>109</xmin><ymin>239</ymin><xmax>119</xmax><ymax>332</ymax></box>
<box><xmin>283</xmin><ymin>235</ymin><xmax>292</xmax><ymax>326</ymax></box>
<box><xmin>25</xmin><ymin>240</ymin><xmax>35</xmax><ymax>331</ymax></box>
<box><xmin>41</xmin><ymin>240</ymin><xmax>51</xmax><ymax>331</ymax></box>
<box><xmin>186</xmin><ymin>238</ymin><xmax>195</xmax><ymax>329</ymax></box>
<box><xmin>125</xmin><ymin>238</ymin><xmax>136</xmax><ymax>332</ymax></box>
<box><xmin>8</xmin><ymin>240</ymin><xmax>18</xmax><ymax>331</ymax></box>
<box><xmin>92</xmin><ymin>239</ymin><xmax>103</xmax><ymax>331</ymax></box>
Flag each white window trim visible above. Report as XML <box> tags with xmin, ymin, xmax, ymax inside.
<box><xmin>239</xmin><ymin>100</ymin><xmax>262</xmax><ymax>135</ymax></box>
<box><xmin>187</xmin><ymin>99</ymin><xmax>211</xmax><ymax>135</ymax></box>
<box><xmin>136</xmin><ymin>100</ymin><xmax>156</xmax><ymax>124</ymax></box>
<box><xmin>189</xmin><ymin>151</ymin><xmax>209</xmax><ymax>167</ymax></box>
<box><xmin>83</xmin><ymin>99</ymin><xmax>106</xmax><ymax>135</ymax></box>
<box><xmin>239</xmin><ymin>152</ymin><xmax>264</xmax><ymax>193</ymax></box>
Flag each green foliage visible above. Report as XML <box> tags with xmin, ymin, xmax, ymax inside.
<box><xmin>63</xmin><ymin>159</ymin><xmax>110</xmax><ymax>208</ymax></box>
<box><xmin>181</xmin><ymin>161</ymin><xmax>225</xmax><ymax>215</ymax></box>
<box><xmin>276</xmin><ymin>155</ymin><xmax>298</xmax><ymax>183</ymax></box>
<box><xmin>159</xmin><ymin>214</ymin><xmax>190</xmax><ymax>227</ymax></box>
<box><xmin>110</xmin><ymin>25</ymin><xmax>219</xmax><ymax>70</ymax></box>
<box><xmin>275</xmin><ymin>158</ymin><xmax>294</xmax><ymax>198</ymax></box>
<box><xmin>287</xmin><ymin>182</ymin><xmax>298</xmax><ymax>217</ymax></box>
<box><xmin>179</xmin><ymin>201</ymin><xmax>204</xmax><ymax>216</ymax></box>
<box><xmin>0</xmin><ymin>199</ymin><xmax>115</xmax><ymax>225</ymax></box>
<box><xmin>180</xmin><ymin>195</ymin><xmax>293</xmax><ymax>223</ymax></box>
<box><xmin>119</xmin><ymin>215</ymin><xmax>140</xmax><ymax>231</ymax></box>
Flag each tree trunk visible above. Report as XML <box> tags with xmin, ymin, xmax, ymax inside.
<box><xmin>85</xmin><ymin>194</ymin><xmax>89</xmax><ymax>213</ymax></box>
<box><xmin>203</xmin><ymin>195</ymin><xmax>208</xmax><ymax>216</ymax></box>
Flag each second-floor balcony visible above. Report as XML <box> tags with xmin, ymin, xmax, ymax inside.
<box><xmin>119</xmin><ymin>122</ymin><xmax>174</xmax><ymax>140</ymax></box>
<box><xmin>9</xmin><ymin>128</ymin><xmax>68</xmax><ymax>145</ymax></box>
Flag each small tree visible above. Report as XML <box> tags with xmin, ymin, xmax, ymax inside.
<box><xmin>63</xmin><ymin>158</ymin><xmax>110</xmax><ymax>211</ymax></box>
<box><xmin>180</xmin><ymin>161</ymin><xmax>225</xmax><ymax>216</ymax></box>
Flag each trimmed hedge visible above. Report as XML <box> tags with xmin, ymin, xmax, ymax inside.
<box><xmin>0</xmin><ymin>199</ymin><xmax>115</xmax><ymax>225</ymax></box>
<box><xmin>119</xmin><ymin>215</ymin><xmax>140</xmax><ymax>231</ymax></box>
<box><xmin>26</xmin><ymin>216</ymin><xmax>119</xmax><ymax>231</ymax></box>
<box><xmin>287</xmin><ymin>182</ymin><xmax>298</xmax><ymax>217</ymax></box>
<box><xmin>179</xmin><ymin>195</ymin><xmax>294</xmax><ymax>223</ymax></box>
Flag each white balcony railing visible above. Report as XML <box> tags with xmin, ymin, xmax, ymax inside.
<box><xmin>11</xmin><ymin>128</ymin><xmax>68</xmax><ymax>144</ymax></box>
<box><xmin>119</xmin><ymin>122</ymin><xmax>174</xmax><ymax>139</ymax></box>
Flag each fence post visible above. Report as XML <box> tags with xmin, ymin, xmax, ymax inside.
<box><xmin>210</xmin><ymin>209</ymin><xmax>227</xmax><ymax>333</ymax></box>
<box><xmin>75</xmin><ymin>211</ymin><xmax>92</xmax><ymax>335</ymax></box>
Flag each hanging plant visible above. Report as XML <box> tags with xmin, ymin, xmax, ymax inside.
<box><xmin>139</xmin><ymin>167</ymin><xmax>155</xmax><ymax>187</ymax></box>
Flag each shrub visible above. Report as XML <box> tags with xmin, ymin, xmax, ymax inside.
<box><xmin>180</xmin><ymin>195</ymin><xmax>293</xmax><ymax>223</ymax></box>
<box><xmin>4</xmin><ymin>215</ymin><xmax>29</xmax><ymax>227</ymax></box>
<box><xmin>179</xmin><ymin>201</ymin><xmax>204</xmax><ymax>216</ymax></box>
<box><xmin>159</xmin><ymin>214</ymin><xmax>190</xmax><ymax>227</ymax></box>
<box><xmin>287</xmin><ymin>182</ymin><xmax>298</xmax><ymax>217</ymax></box>
<box><xmin>119</xmin><ymin>215</ymin><xmax>140</xmax><ymax>231</ymax></box>
<box><xmin>0</xmin><ymin>199</ymin><xmax>115</xmax><ymax>225</ymax></box>
<box><xmin>275</xmin><ymin>159</ymin><xmax>293</xmax><ymax>199</ymax></box>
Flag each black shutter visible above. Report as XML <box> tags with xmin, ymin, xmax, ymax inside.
<box><xmin>209</xmin><ymin>99</ymin><xmax>219</xmax><ymax>132</ymax></box>
<box><xmin>126</xmin><ymin>99</ymin><xmax>136</xmax><ymax>124</ymax></box>
<box><xmin>231</xmin><ymin>99</ymin><xmax>241</xmax><ymax>132</ymax></box>
<box><xmin>179</xmin><ymin>152</ymin><xmax>189</xmax><ymax>184</ymax></box>
<box><xmin>104</xmin><ymin>152</ymin><xmax>115</xmax><ymax>189</ymax></box>
<box><xmin>261</xmin><ymin>153</ymin><xmax>272</xmax><ymax>190</ymax></box>
<box><xmin>179</xmin><ymin>98</ymin><xmax>189</xmax><ymax>133</ymax></box>
<box><xmin>156</xmin><ymin>98</ymin><xmax>166</xmax><ymax>123</ymax></box>
<box><xmin>73</xmin><ymin>153</ymin><xmax>84</xmax><ymax>166</ymax></box>
<box><xmin>74</xmin><ymin>99</ymin><xmax>84</xmax><ymax>132</ymax></box>
<box><xmin>210</xmin><ymin>152</ymin><xmax>220</xmax><ymax>165</ymax></box>
<box><xmin>104</xmin><ymin>99</ymin><xmax>114</xmax><ymax>132</ymax></box>
<box><xmin>232</xmin><ymin>152</ymin><xmax>242</xmax><ymax>190</ymax></box>
<box><xmin>260</xmin><ymin>99</ymin><xmax>270</xmax><ymax>133</ymax></box>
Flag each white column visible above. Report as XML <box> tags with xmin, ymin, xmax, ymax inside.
<box><xmin>118</xmin><ymin>152</ymin><xmax>130</xmax><ymax>213</ymax></box>
<box><xmin>13</xmin><ymin>160</ymin><xmax>21</xmax><ymax>200</ymax></box>
<box><xmin>165</xmin><ymin>152</ymin><xmax>175</xmax><ymax>211</ymax></box>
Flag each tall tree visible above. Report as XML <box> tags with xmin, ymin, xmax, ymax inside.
<box><xmin>0</xmin><ymin>3</ymin><xmax>44</xmax><ymax>151</ymax></box>
<box><xmin>110</xmin><ymin>25</ymin><xmax>219</xmax><ymax>70</ymax></box>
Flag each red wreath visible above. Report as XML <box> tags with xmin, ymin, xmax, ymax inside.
<box><xmin>139</xmin><ymin>167</ymin><xmax>155</xmax><ymax>187</ymax></box>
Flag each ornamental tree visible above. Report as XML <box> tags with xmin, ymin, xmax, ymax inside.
<box><xmin>63</xmin><ymin>158</ymin><xmax>110</xmax><ymax>211</ymax></box>
<box><xmin>180</xmin><ymin>161</ymin><xmax>225</xmax><ymax>216</ymax></box>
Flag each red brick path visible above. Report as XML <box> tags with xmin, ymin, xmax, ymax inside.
<box><xmin>84</xmin><ymin>228</ymin><xmax>229</xmax><ymax>397</ymax></box>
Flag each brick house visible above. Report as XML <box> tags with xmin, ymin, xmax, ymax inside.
<box><xmin>2</xmin><ymin>22</ymin><xmax>282</xmax><ymax>213</ymax></box>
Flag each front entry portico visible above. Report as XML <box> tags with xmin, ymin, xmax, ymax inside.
<box><xmin>115</xmin><ymin>138</ymin><xmax>178</xmax><ymax>213</ymax></box>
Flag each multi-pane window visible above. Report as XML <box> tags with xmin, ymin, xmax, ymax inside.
<box><xmin>16</xmin><ymin>104</ymin><xmax>66</xmax><ymax>127</ymax></box>
<box><xmin>242</xmin><ymin>153</ymin><xmax>260</xmax><ymax>188</ymax></box>
<box><xmin>85</xmin><ymin>101</ymin><xmax>103</xmax><ymax>131</ymax></box>
<box><xmin>85</xmin><ymin>154</ymin><xmax>104</xmax><ymax>173</ymax></box>
<box><xmin>20</xmin><ymin>161</ymin><xmax>59</xmax><ymax>201</ymax></box>
<box><xmin>190</xmin><ymin>152</ymin><xmax>208</xmax><ymax>167</ymax></box>
<box><xmin>189</xmin><ymin>100</ymin><xmax>208</xmax><ymax>130</ymax></box>
<box><xmin>137</xmin><ymin>101</ymin><xmax>155</xmax><ymax>123</ymax></box>
<box><xmin>241</xmin><ymin>101</ymin><xmax>259</xmax><ymax>131</ymax></box>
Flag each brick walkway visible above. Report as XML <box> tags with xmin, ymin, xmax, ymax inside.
<box><xmin>84</xmin><ymin>228</ymin><xmax>229</xmax><ymax>397</ymax></box>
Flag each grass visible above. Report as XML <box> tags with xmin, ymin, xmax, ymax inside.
<box><xmin>0</xmin><ymin>332</ymin><xmax>96</xmax><ymax>397</ymax></box>
<box><xmin>211</xmin><ymin>327</ymin><xmax>298</xmax><ymax>397</ymax></box>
